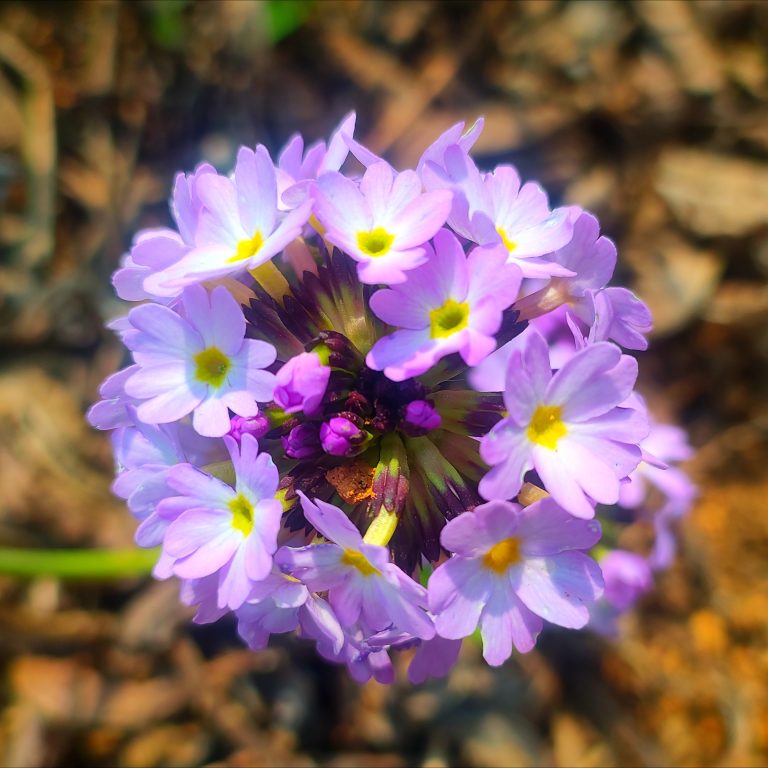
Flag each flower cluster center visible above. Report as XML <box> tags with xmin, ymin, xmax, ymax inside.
<box><xmin>483</xmin><ymin>536</ymin><xmax>522</xmax><ymax>573</ymax></box>
<box><xmin>194</xmin><ymin>347</ymin><xmax>231</xmax><ymax>388</ymax></box>
<box><xmin>430</xmin><ymin>298</ymin><xmax>470</xmax><ymax>339</ymax></box>
<box><xmin>357</xmin><ymin>227</ymin><xmax>395</xmax><ymax>257</ymax></box>
<box><xmin>527</xmin><ymin>404</ymin><xmax>567</xmax><ymax>450</ymax></box>
<box><xmin>229</xmin><ymin>494</ymin><xmax>254</xmax><ymax>536</ymax></box>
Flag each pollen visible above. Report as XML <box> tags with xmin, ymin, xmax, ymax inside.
<box><xmin>497</xmin><ymin>227</ymin><xmax>517</xmax><ymax>252</ymax></box>
<box><xmin>482</xmin><ymin>537</ymin><xmax>522</xmax><ymax>573</ymax></box>
<box><xmin>229</xmin><ymin>494</ymin><xmax>254</xmax><ymax>536</ymax></box>
<box><xmin>357</xmin><ymin>227</ymin><xmax>395</xmax><ymax>257</ymax></box>
<box><xmin>341</xmin><ymin>548</ymin><xmax>381</xmax><ymax>577</ymax></box>
<box><xmin>326</xmin><ymin>461</ymin><xmax>375</xmax><ymax>504</ymax></box>
<box><xmin>230</xmin><ymin>230</ymin><xmax>265</xmax><ymax>263</ymax></box>
<box><xmin>194</xmin><ymin>346</ymin><xmax>231</xmax><ymax>388</ymax></box>
<box><xmin>430</xmin><ymin>298</ymin><xmax>470</xmax><ymax>339</ymax></box>
<box><xmin>527</xmin><ymin>404</ymin><xmax>567</xmax><ymax>450</ymax></box>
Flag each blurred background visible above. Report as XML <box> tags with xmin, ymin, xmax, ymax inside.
<box><xmin>1</xmin><ymin>1</ymin><xmax>767</xmax><ymax>765</ymax></box>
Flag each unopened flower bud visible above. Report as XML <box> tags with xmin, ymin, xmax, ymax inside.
<box><xmin>320</xmin><ymin>416</ymin><xmax>369</xmax><ymax>457</ymax></box>
<box><xmin>282</xmin><ymin>423</ymin><xmax>322</xmax><ymax>460</ymax></box>
<box><xmin>228</xmin><ymin>414</ymin><xmax>270</xmax><ymax>441</ymax></box>
<box><xmin>274</xmin><ymin>352</ymin><xmax>330</xmax><ymax>416</ymax></box>
<box><xmin>401</xmin><ymin>399</ymin><xmax>441</xmax><ymax>436</ymax></box>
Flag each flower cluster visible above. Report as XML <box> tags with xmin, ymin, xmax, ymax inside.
<box><xmin>89</xmin><ymin>114</ymin><xmax>695</xmax><ymax>682</ymax></box>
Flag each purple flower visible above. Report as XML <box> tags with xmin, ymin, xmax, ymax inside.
<box><xmin>273</xmin><ymin>352</ymin><xmax>330</xmax><ymax>415</ymax></box>
<box><xmin>145</xmin><ymin>146</ymin><xmax>311</xmax><ymax>294</ymax></box>
<box><xmin>235</xmin><ymin>569</ymin><xmax>344</xmax><ymax>654</ymax></box>
<box><xmin>415</xmin><ymin>117</ymin><xmax>485</xmax><ymax>177</ymax></box>
<box><xmin>600</xmin><ymin>550</ymin><xmax>653</xmax><ymax>612</ymax></box>
<box><xmin>89</xmin><ymin>116</ymin><xmax>674</xmax><ymax>684</ymax></box>
<box><xmin>314</xmin><ymin>161</ymin><xmax>453</xmax><ymax>284</ymax></box>
<box><xmin>429</xmin><ymin>498</ymin><xmax>603</xmax><ymax>666</ymax></box>
<box><xmin>112</xmin><ymin>164</ymin><xmax>216</xmax><ymax>301</ymax></box>
<box><xmin>319</xmin><ymin>416</ymin><xmax>369</xmax><ymax>457</ymax></box>
<box><xmin>156</xmin><ymin>434</ymin><xmax>283</xmax><ymax>610</ymax></box>
<box><xmin>366</xmin><ymin>229</ymin><xmax>522</xmax><ymax>381</ymax></box>
<box><xmin>276</xmin><ymin>111</ymin><xmax>356</xmax><ymax>209</ymax></box>
<box><xmin>619</xmin><ymin>415</ymin><xmax>697</xmax><ymax>510</ymax></box>
<box><xmin>123</xmin><ymin>284</ymin><xmax>277</xmax><ymax>437</ymax></box>
<box><xmin>87</xmin><ymin>365</ymin><xmax>141</xmax><ymax>431</ymax></box>
<box><xmin>277</xmin><ymin>493</ymin><xmax>435</xmax><ymax>639</ymax></box>
<box><xmin>514</xmin><ymin>212</ymin><xmax>616</xmax><ymax>322</ymax></box>
<box><xmin>589</xmin><ymin>287</ymin><xmax>653</xmax><ymax>351</ymax></box>
<box><xmin>112</xmin><ymin>419</ymin><xmax>217</xmax><ymax>537</ymax></box>
<box><xmin>407</xmin><ymin>635</ymin><xmax>463</xmax><ymax>684</ymax></box>
<box><xmin>422</xmin><ymin>147</ymin><xmax>577</xmax><ymax>278</ymax></box>
<box><xmin>479</xmin><ymin>331</ymin><xmax>647</xmax><ymax>518</ymax></box>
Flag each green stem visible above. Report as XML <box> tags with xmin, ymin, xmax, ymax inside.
<box><xmin>0</xmin><ymin>546</ymin><xmax>159</xmax><ymax>580</ymax></box>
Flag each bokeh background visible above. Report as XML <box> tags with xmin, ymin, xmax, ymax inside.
<box><xmin>1</xmin><ymin>1</ymin><xmax>768</xmax><ymax>765</ymax></box>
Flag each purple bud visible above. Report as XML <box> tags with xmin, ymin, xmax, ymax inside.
<box><xmin>228</xmin><ymin>414</ymin><xmax>270</xmax><ymax>441</ymax></box>
<box><xmin>401</xmin><ymin>400</ymin><xmax>441</xmax><ymax>436</ymax></box>
<box><xmin>320</xmin><ymin>417</ymin><xmax>367</xmax><ymax>457</ymax></box>
<box><xmin>274</xmin><ymin>352</ymin><xmax>331</xmax><ymax>416</ymax></box>
<box><xmin>282</xmin><ymin>423</ymin><xmax>323</xmax><ymax>460</ymax></box>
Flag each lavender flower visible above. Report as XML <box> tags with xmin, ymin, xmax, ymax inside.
<box><xmin>429</xmin><ymin>498</ymin><xmax>603</xmax><ymax>666</ymax></box>
<box><xmin>422</xmin><ymin>147</ymin><xmax>577</xmax><ymax>278</ymax></box>
<box><xmin>277</xmin><ymin>494</ymin><xmax>435</xmax><ymax>640</ymax></box>
<box><xmin>156</xmin><ymin>434</ymin><xmax>283</xmax><ymax>610</ymax></box>
<box><xmin>314</xmin><ymin>161</ymin><xmax>452</xmax><ymax>284</ymax></box>
<box><xmin>145</xmin><ymin>146</ymin><xmax>311</xmax><ymax>294</ymax></box>
<box><xmin>235</xmin><ymin>569</ymin><xmax>344</xmax><ymax>654</ymax></box>
<box><xmin>123</xmin><ymin>284</ymin><xmax>277</xmax><ymax>437</ymax></box>
<box><xmin>479</xmin><ymin>330</ymin><xmax>647</xmax><ymax>518</ymax></box>
<box><xmin>366</xmin><ymin>229</ymin><xmax>522</xmax><ymax>380</ymax></box>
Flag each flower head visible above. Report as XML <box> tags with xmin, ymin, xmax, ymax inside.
<box><xmin>90</xmin><ymin>114</ymin><xmax>692</xmax><ymax>684</ymax></box>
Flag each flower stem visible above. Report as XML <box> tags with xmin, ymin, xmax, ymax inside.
<box><xmin>0</xmin><ymin>546</ymin><xmax>159</xmax><ymax>580</ymax></box>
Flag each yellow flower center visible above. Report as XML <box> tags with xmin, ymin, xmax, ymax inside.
<box><xmin>229</xmin><ymin>230</ymin><xmax>265</xmax><ymax>263</ymax></box>
<box><xmin>341</xmin><ymin>548</ymin><xmax>381</xmax><ymax>577</ymax></box>
<box><xmin>430</xmin><ymin>298</ymin><xmax>470</xmax><ymax>339</ymax></box>
<box><xmin>497</xmin><ymin>227</ymin><xmax>517</xmax><ymax>252</ymax></box>
<box><xmin>527</xmin><ymin>404</ymin><xmax>567</xmax><ymax>450</ymax></box>
<box><xmin>193</xmin><ymin>346</ymin><xmax>231</xmax><ymax>388</ymax></box>
<box><xmin>229</xmin><ymin>494</ymin><xmax>254</xmax><ymax>536</ymax></box>
<box><xmin>357</xmin><ymin>227</ymin><xmax>395</xmax><ymax>257</ymax></box>
<box><xmin>482</xmin><ymin>537</ymin><xmax>522</xmax><ymax>573</ymax></box>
